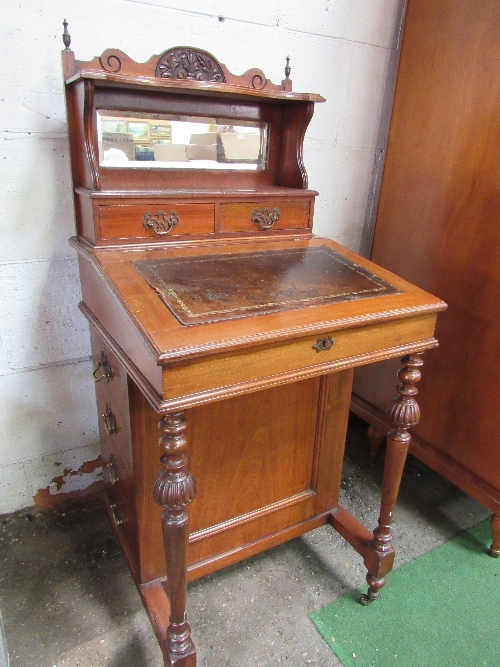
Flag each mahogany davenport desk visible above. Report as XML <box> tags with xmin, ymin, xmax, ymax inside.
<box><xmin>62</xmin><ymin>34</ymin><xmax>446</xmax><ymax>666</ymax></box>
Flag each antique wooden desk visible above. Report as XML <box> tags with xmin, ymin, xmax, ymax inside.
<box><xmin>61</xmin><ymin>27</ymin><xmax>445</xmax><ymax>666</ymax></box>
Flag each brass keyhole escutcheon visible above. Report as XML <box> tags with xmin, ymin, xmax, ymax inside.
<box><xmin>312</xmin><ymin>337</ymin><xmax>335</xmax><ymax>353</ymax></box>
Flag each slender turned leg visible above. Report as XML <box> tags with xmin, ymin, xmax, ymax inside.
<box><xmin>153</xmin><ymin>412</ymin><xmax>197</xmax><ymax>666</ymax></box>
<box><xmin>489</xmin><ymin>515</ymin><xmax>500</xmax><ymax>558</ymax></box>
<box><xmin>367</xmin><ymin>425</ymin><xmax>386</xmax><ymax>459</ymax></box>
<box><xmin>360</xmin><ymin>353</ymin><xmax>423</xmax><ymax>605</ymax></box>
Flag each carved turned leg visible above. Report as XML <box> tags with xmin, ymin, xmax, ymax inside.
<box><xmin>489</xmin><ymin>514</ymin><xmax>500</xmax><ymax>558</ymax></box>
<box><xmin>360</xmin><ymin>353</ymin><xmax>423</xmax><ymax>605</ymax></box>
<box><xmin>153</xmin><ymin>412</ymin><xmax>197</xmax><ymax>666</ymax></box>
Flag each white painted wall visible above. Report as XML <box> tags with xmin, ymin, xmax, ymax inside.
<box><xmin>0</xmin><ymin>0</ymin><xmax>404</xmax><ymax>513</ymax></box>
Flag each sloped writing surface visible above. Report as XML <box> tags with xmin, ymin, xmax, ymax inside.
<box><xmin>133</xmin><ymin>246</ymin><xmax>401</xmax><ymax>326</ymax></box>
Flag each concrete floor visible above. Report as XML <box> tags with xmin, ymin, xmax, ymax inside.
<box><xmin>0</xmin><ymin>416</ymin><xmax>491</xmax><ymax>667</ymax></box>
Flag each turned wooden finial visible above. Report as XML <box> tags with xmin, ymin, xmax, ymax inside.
<box><xmin>62</xmin><ymin>20</ymin><xmax>71</xmax><ymax>50</ymax></box>
<box><xmin>285</xmin><ymin>56</ymin><xmax>291</xmax><ymax>79</ymax></box>
<box><xmin>281</xmin><ymin>55</ymin><xmax>292</xmax><ymax>91</ymax></box>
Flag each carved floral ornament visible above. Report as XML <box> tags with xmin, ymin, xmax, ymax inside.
<box><xmin>155</xmin><ymin>47</ymin><xmax>226</xmax><ymax>83</ymax></box>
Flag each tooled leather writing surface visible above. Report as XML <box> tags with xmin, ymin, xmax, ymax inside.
<box><xmin>133</xmin><ymin>246</ymin><xmax>401</xmax><ymax>326</ymax></box>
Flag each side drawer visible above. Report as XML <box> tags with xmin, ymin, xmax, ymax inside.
<box><xmin>91</xmin><ymin>326</ymin><xmax>133</xmax><ymax>469</ymax></box>
<box><xmin>99</xmin><ymin>202</ymin><xmax>215</xmax><ymax>240</ymax></box>
<box><xmin>101</xmin><ymin>433</ymin><xmax>135</xmax><ymax>516</ymax></box>
<box><xmin>102</xmin><ymin>484</ymin><xmax>140</xmax><ymax>579</ymax></box>
<box><xmin>95</xmin><ymin>393</ymin><xmax>133</xmax><ymax>473</ymax></box>
<box><xmin>219</xmin><ymin>200</ymin><xmax>310</xmax><ymax>232</ymax></box>
<box><xmin>90</xmin><ymin>329</ymin><xmax>129</xmax><ymax>418</ymax></box>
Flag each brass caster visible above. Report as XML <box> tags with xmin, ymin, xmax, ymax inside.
<box><xmin>359</xmin><ymin>592</ymin><xmax>377</xmax><ymax>606</ymax></box>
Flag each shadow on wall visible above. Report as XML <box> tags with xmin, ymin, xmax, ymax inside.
<box><xmin>0</xmin><ymin>129</ymin><xmax>102</xmax><ymax>513</ymax></box>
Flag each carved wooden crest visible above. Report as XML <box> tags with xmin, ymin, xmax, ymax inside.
<box><xmin>155</xmin><ymin>48</ymin><xmax>225</xmax><ymax>83</ymax></box>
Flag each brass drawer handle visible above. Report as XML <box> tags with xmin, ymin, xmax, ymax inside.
<box><xmin>106</xmin><ymin>455</ymin><xmax>121</xmax><ymax>486</ymax></box>
<box><xmin>312</xmin><ymin>337</ymin><xmax>335</xmax><ymax>353</ymax></box>
<box><xmin>110</xmin><ymin>501</ymin><xmax>127</xmax><ymax>527</ymax></box>
<box><xmin>143</xmin><ymin>210</ymin><xmax>179</xmax><ymax>235</ymax></box>
<box><xmin>251</xmin><ymin>207</ymin><xmax>280</xmax><ymax>230</ymax></box>
<box><xmin>102</xmin><ymin>403</ymin><xmax>117</xmax><ymax>435</ymax></box>
<box><xmin>93</xmin><ymin>351</ymin><xmax>113</xmax><ymax>383</ymax></box>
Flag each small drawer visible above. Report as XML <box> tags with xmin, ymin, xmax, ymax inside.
<box><xmin>100</xmin><ymin>412</ymin><xmax>139</xmax><ymax>576</ymax></box>
<box><xmin>219</xmin><ymin>200</ymin><xmax>310</xmax><ymax>232</ymax></box>
<box><xmin>96</xmin><ymin>396</ymin><xmax>133</xmax><ymax>472</ymax></box>
<box><xmin>99</xmin><ymin>203</ymin><xmax>215</xmax><ymax>240</ymax></box>
<box><xmin>103</xmin><ymin>486</ymin><xmax>140</xmax><ymax>578</ymax></box>
<box><xmin>101</xmin><ymin>437</ymin><xmax>134</xmax><ymax>507</ymax></box>
<box><xmin>90</xmin><ymin>336</ymin><xmax>129</xmax><ymax>418</ymax></box>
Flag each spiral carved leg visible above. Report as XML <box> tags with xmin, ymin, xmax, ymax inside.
<box><xmin>489</xmin><ymin>514</ymin><xmax>500</xmax><ymax>558</ymax></box>
<box><xmin>360</xmin><ymin>353</ymin><xmax>423</xmax><ymax>605</ymax></box>
<box><xmin>153</xmin><ymin>412</ymin><xmax>197</xmax><ymax>666</ymax></box>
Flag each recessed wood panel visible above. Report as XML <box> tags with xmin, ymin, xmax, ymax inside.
<box><xmin>188</xmin><ymin>377</ymin><xmax>321</xmax><ymax>532</ymax></box>
<box><xmin>130</xmin><ymin>376</ymin><xmax>347</xmax><ymax>583</ymax></box>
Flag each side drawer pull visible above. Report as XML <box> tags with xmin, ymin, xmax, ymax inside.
<box><xmin>251</xmin><ymin>207</ymin><xmax>280</xmax><ymax>230</ymax></box>
<box><xmin>93</xmin><ymin>351</ymin><xmax>113</xmax><ymax>383</ymax></box>
<box><xmin>106</xmin><ymin>455</ymin><xmax>121</xmax><ymax>486</ymax></box>
<box><xmin>110</xmin><ymin>501</ymin><xmax>127</xmax><ymax>527</ymax></box>
<box><xmin>312</xmin><ymin>337</ymin><xmax>335</xmax><ymax>353</ymax></box>
<box><xmin>102</xmin><ymin>403</ymin><xmax>117</xmax><ymax>435</ymax></box>
<box><xmin>143</xmin><ymin>210</ymin><xmax>179</xmax><ymax>235</ymax></box>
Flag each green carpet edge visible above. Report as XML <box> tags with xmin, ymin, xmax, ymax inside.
<box><xmin>308</xmin><ymin>518</ymin><xmax>497</xmax><ymax>667</ymax></box>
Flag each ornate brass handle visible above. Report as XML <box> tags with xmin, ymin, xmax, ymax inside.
<box><xmin>312</xmin><ymin>337</ymin><xmax>335</xmax><ymax>353</ymax></box>
<box><xmin>110</xmin><ymin>501</ymin><xmax>126</xmax><ymax>526</ymax></box>
<box><xmin>93</xmin><ymin>351</ymin><xmax>113</xmax><ymax>383</ymax></box>
<box><xmin>143</xmin><ymin>210</ymin><xmax>179</xmax><ymax>235</ymax></box>
<box><xmin>106</xmin><ymin>455</ymin><xmax>121</xmax><ymax>486</ymax></box>
<box><xmin>102</xmin><ymin>403</ymin><xmax>117</xmax><ymax>435</ymax></box>
<box><xmin>251</xmin><ymin>207</ymin><xmax>280</xmax><ymax>230</ymax></box>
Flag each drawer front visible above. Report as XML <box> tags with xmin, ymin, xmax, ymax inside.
<box><xmin>219</xmin><ymin>200</ymin><xmax>310</xmax><ymax>232</ymax></box>
<box><xmin>99</xmin><ymin>203</ymin><xmax>215</xmax><ymax>240</ymax></box>
<box><xmin>90</xmin><ymin>331</ymin><xmax>129</xmax><ymax>418</ymax></box>
<box><xmin>91</xmin><ymin>331</ymin><xmax>133</xmax><ymax>471</ymax></box>
<box><xmin>95</xmin><ymin>393</ymin><xmax>133</xmax><ymax>473</ymax></box>
<box><xmin>101</xmin><ymin>431</ymin><xmax>134</xmax><ymax>514</ymax></box>
<box><xmin>103</xmin><ymin>484</ymin><xmax>140</xmax><ymax>578</ymax></box>
<box><xmin>162</xmin><ymin>313</ymin><xmax>437</xmax><ymax>404</ymax></box>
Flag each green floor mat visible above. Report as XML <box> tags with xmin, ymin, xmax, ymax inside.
<box><xmin>310</xmin><ymin>519</ymin><xmax>499</xmax><ymax>667</ymax></box>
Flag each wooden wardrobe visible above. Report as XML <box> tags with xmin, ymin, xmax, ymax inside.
<box><xmin>351</xmin><ymin>0</ymin><xmax>500</xmax><ymax>554</ymax></box>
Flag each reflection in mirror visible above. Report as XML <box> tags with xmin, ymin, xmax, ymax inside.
<box><xmin>97</xmin><ymin>111</ymin><xmax>268</xmax><ymax>170</ymax></box>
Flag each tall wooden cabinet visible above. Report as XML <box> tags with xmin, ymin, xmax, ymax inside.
<box><xmin>352</xmin><ymin>0</ymin><xmax>500</xmax><ymax>555</ymax></box>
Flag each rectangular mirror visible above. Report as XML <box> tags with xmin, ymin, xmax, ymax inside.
<box><xmin>97</xmin><ymin>111</ymin><xmax>268</xmax><ymax>170</ymax></box>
